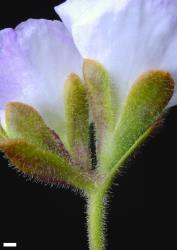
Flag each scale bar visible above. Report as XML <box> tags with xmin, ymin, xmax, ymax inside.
<box><xmin>3</xmin><ymin>243</ymin><xmax>17</xmax><ymax>247</ymax></box>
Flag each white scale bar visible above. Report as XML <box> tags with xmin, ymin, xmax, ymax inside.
<box><xmin>3</xmin><ymin>243</ymin><xmax>17</xmax><ymax>247</ymax></box>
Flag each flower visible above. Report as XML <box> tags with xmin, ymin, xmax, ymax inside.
<box><xmin>0</xmin><ymin>0</ymin><xmax>177</xmax><ymax>142</ymax></box>
<box><xmin>1</xmin><ymin>0</ymin><xmax>177</xmax><ymax>138</ymax></box>
<box><xmin>0</xmin><ymin>0</ymin><xmax>176</xmax><ymax>175</ymax></box>
<box><xmin>0</xmin><ymin>2</ymin><xmax>177</xmax><ymax>249</ymax></box>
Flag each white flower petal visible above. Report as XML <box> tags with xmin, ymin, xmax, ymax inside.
<box><xmin>55</xmin><ymin>0</ymin><xmax>111</xmax><ymax>32</ymax></box>
<box><xmin>56</xmin><ymin>0</ymin><xmax>177</xmax><ymax>109</ymax></box>
<box><xmin>0</xmin><ymin>19</ymin><xmax>82</xmax><ymax>141</ymax></box>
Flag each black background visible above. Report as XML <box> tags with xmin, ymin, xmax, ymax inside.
<box><xmin>0</xmin><ymin>1</ymin><xmax>175</xmax><ymax>249</ymax></box>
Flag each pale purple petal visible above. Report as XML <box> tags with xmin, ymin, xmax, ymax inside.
<box><xmin>0</xmin><ymin>19</ymin><xmax>82</xmax><ymax>141</ymax></box>
<box><xmin>56</xmin><ymin>0</ymin><xmax>177</xmax><ymax>109</ymax></box>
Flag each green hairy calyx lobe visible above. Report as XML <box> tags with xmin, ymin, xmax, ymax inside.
<box><xmin>101</xmin><ymin>70</ymin><xmax>174</xmax><ymax>172</ymax></box>
<box><xmin>64</xmin><ymin>73</ymin><xmax>90</xmax><ymax>168</ymax></box>
<box><xmin>83</xmin><ymin>59</ymin><xmax>115</xmax><ymax>155</ymax></box>
<box><xmin>0</xmin><ymin>139</ymin><xmax>95</xmax><ymax>192</ymax></box>
<box><xmin>5</xmin><ymin>102</ymin><xmax>67</xmax><ymax>156</ymax></box>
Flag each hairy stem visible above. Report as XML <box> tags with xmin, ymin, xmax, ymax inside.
<box><xmin>87</xmin><ymin>188</ymin><xmax>107</xmax><ymax>250</ymax></box>
<box><xmin>86</xmin><ymin>118</ymin><xmax>157</xmax><ymax>249</ymax></box>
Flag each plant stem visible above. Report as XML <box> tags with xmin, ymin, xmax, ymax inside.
<box><xmin>87</xmin><ymin>189</ymin><xmax>107</xmax><ymax>250</ymax></box>
<box><xmin>86</xmin><ymin>123</ymin><xmax>154</xmax><ymax>249</ymax></box>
